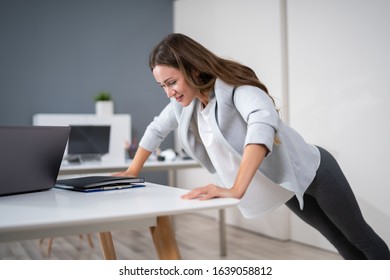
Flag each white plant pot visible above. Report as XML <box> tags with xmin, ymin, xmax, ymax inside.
<box><xmin>95</xmin><ymin>101</ymin><xmax>114</xmax><ymax>116</ymax></box>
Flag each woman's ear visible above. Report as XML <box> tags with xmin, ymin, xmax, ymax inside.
<box><xmin>194</xmin><ymin>69</ymin><xmax>207</xmax><ymax>85</ymax></box>
<box><xmin>191</xmin><ymin>69</ymin><xmax>200</xmax><ymax>79</ymax></box>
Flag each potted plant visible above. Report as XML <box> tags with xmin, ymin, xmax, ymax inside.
<box><xmin>95</xmin><ymin>91</ymin><xmax>114</xmax><ymax>116</ymax></box>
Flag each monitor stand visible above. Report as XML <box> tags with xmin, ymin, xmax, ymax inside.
<box><xmin>66</xmin><ymin>154</ymin><xmax>103</xmax><ymax>163</ymax></box>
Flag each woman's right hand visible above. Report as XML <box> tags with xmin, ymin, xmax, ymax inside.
<box><xmin>113</xmin><ymin>146</ymin><xmax>151</xmax><ymax>177</ymax></box>
<box><xmin>113</xmin><ymin>169</ymin><xmax>137</xmax><ymax>177</ymax></box>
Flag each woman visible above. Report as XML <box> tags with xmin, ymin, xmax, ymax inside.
<box><xmin>117</xmin><ymin>33</ymin><xmax>390</xmax><ymax>259</ymax></box>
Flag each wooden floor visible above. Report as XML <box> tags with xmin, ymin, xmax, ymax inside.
<box><xmin>0</xmin><ymin>213</ymin><xmax>342</xmax><ymax>260</ymax></box>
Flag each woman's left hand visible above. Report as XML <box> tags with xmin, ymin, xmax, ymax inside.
<box><xmin>181</xmin><ymin>184</ymin><xmax>239</xmax><ymax>200</ymax></box>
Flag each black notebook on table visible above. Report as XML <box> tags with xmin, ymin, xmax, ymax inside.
<box><xmin>55</xmin><ymin>176</ymin><xmax>145</xmax><ymax>192</ymax></box>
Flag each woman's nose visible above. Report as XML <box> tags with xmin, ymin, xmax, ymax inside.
<box><xmin>166</xmin><ymin>87</ymin><xmax>176</xmax><ymax>98</ymax></box>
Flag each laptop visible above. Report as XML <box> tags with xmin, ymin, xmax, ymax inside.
<box><xmin>0</xmin><ymin>126</ymin><xmax>70</xmax><ymax>196</ymax></box>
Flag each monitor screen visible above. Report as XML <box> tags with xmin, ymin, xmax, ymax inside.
<box><xmin>68</xmin><ymin>125</ymin><xmax>110</xmax><ymax>156</ymax></box>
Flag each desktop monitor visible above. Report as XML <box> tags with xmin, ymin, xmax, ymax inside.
<box><xmin>67</xmin><ymin>125</ymin><xmax>110</xmax><ymax>161</ymax></box>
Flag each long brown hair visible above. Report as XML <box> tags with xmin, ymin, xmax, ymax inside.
<box><xmin>149</xmin><ymin>33</ymin><xmax>275</xmax><ymax>104</ymax></box>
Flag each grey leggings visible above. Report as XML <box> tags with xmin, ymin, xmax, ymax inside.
<box><xmin>285</xmin><ymin>146</ymin><xmax>390</xmax><ymax>259</ymax></box>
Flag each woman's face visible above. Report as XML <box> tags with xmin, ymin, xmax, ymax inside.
<box><xmin>152</xmin><ymin>65</ymin><xmax>201</xmax><ymax>107</ymax></box>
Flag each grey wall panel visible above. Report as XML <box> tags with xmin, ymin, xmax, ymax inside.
<box><xmin>0</xmin><ymin>0</ymin><xmax>174</xmax><ymax>184</ymax></box>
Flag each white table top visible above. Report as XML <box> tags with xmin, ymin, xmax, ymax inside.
<box><xmin>0</xmin><ymin>183</ymin><xmax>238</xmax><ymax>242</ymax></box>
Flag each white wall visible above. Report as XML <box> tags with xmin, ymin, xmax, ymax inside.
<box><xmin>174</xmin><ymin>0</ymin><xmax>286</xmax><ymax>110</ymax></box>
<box><xmin>287</xmin><ymin>0</ymin><xmax>390</xmax><ymax>250</ymax></box>
<box><xmin>174</xmin><ymin>0</ymin><xmax>390</xmax><ymax>251</ymax></box>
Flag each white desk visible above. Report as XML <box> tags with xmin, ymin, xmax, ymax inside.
<box><xmin>0</xmin><ymin>183</ymin><xmax>238</xmax><ymax>259</ymax></box>
<box><xmin>59</xmin><ymin>158</ymin><xmax>229</xmax><ymax>256</ymax></box>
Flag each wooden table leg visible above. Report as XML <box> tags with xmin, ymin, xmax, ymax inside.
<box><xmin>99</xmin><ymin>232</ymin><xmax>117</xmax><ymax>260</ymax></box>
<box><xmin>150</xmin><ymin>216</ymin><xmax>181</xmax><ymax>260</ymax></box>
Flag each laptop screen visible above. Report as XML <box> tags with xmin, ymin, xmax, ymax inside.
<box><xmin>0</xmin><ymin>126</ymin><xmax>70</xmax><ymax>196</ymax></box>
<box><xmin>68</xmin><ymin>125</ymin><xmax>110</xmax><ymax>156</ymax></box>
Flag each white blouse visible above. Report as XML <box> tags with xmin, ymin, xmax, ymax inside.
<box><xmin>197</xmin><ymin>98</ymin><xmax>294</xmax><ymax>218</ymax></box>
